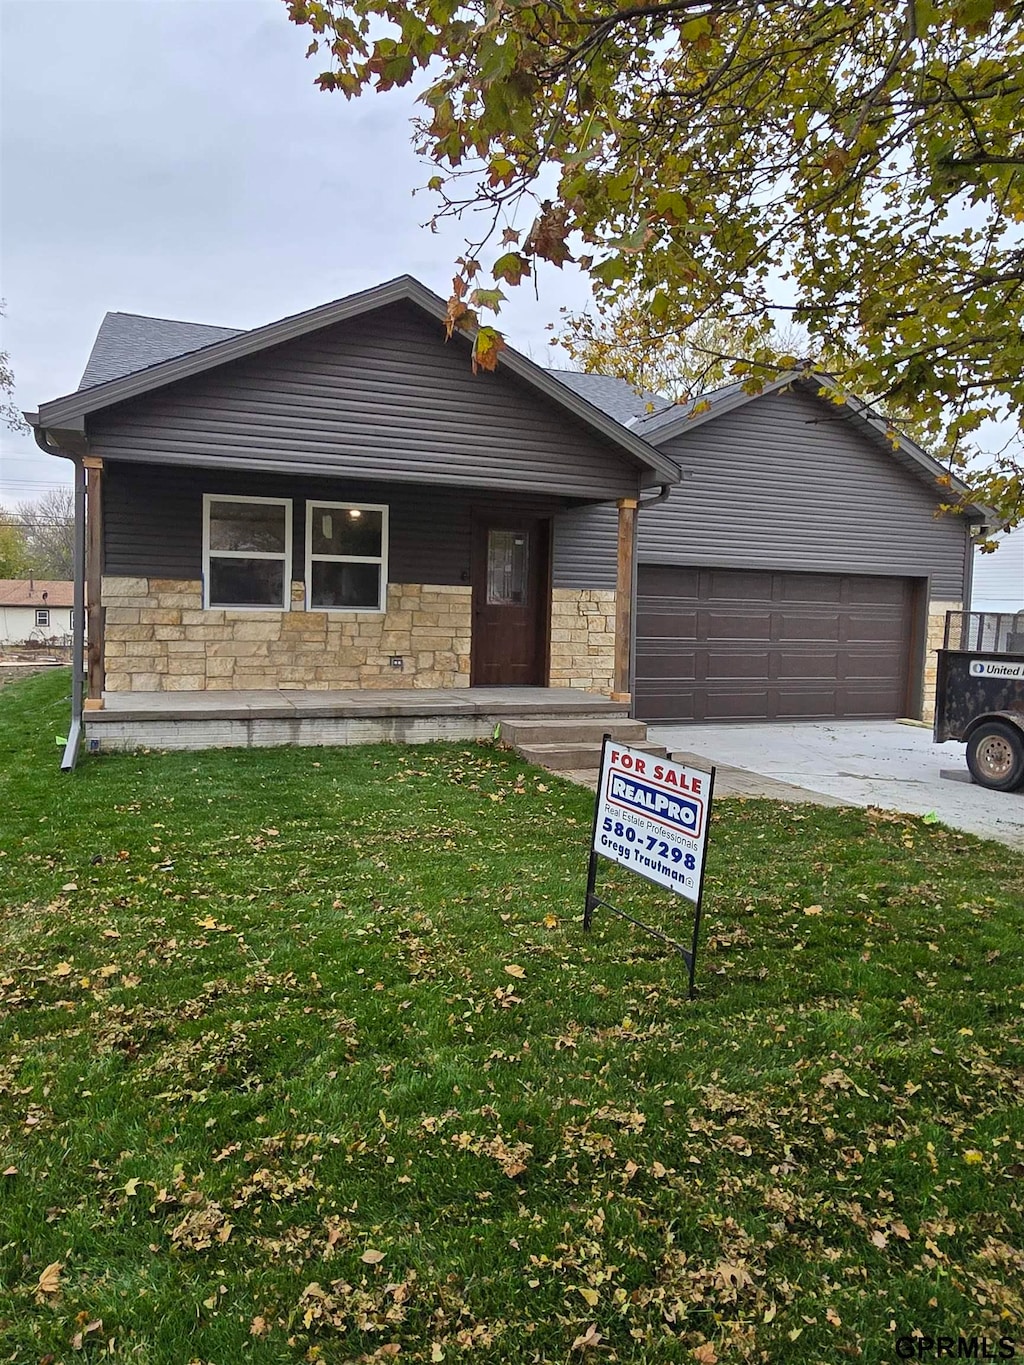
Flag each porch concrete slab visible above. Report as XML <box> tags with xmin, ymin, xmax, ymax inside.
<box><xmin>84</xmin><ymin>687</ymin><xmax>633</xmax><ymax>753</ymax></box>
<box><xmin>646</xmin><ymin>720</ymin><xmax>1024</xmax><ymax>850</ymax></box>
<box><xmin>90</xmin><ymin>687</ymin><xmax>629</xmax><ymax>725</ymax></box>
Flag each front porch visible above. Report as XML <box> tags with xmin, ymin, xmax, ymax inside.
<box><xmin>84</xmin><ymin>685</ymin><xmax>631</xmax><ymax>753</ymax></box>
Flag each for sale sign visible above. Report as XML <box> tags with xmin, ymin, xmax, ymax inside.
<box><xmin>593</xmin><ymin>742</ymin><xmax>712</xmax><ymax>903</ymax></box>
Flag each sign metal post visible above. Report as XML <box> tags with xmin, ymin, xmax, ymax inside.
<box><xmin>584</xmin><ymin>735</ymin><xmax>716</xmax><ymax>999</ymax></box>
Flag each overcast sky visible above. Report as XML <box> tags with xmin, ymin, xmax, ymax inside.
<box><xmin>0</xmin><ymin>0</ymin><xmax>592</xmax><ymax>506</ymax></box>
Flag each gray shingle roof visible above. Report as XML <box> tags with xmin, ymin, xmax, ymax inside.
<box><xmin>544</xmin><ymin>369</ymin><xmax>672</xmax><ymax>425</ymax></box>
<box><xmin>632</xmin><ymin>380</ymin><xmax>747</xmax><ymax>436</ymax></box>
<box><xmin>78</xmin><ymin>312</ymin><xmax>244</xmax><ymax>390</ymax></box>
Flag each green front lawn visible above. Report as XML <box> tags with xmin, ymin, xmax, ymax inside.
<box><xmin>1</xmin><ymin>671</ymin><xmax>1022</xmax><ymax>1363</ymax></box>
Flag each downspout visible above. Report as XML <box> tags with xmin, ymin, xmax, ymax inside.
<box><xmin>638</xmin><ymin>483</ymin><xmax>673</xmax><ymax>509</ymax></box>
<box><xmin>31</xmin><ymin>425</ymin><xmax>86</xmax><ymax>771</ymax></box>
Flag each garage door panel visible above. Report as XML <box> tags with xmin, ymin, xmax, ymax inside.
<box><xmin>777</xmin><ymin>574</ymin><xmax>844</xmax><ymax>606</ymax></box>
<box><xmin>640</xmin><ymin>652</ymin><xmax>697</xmax><ymax>682</ymax></box>
<box><xmin>846</xmin><ymin>577</ymin><xmax>909</xmax><ymax>607</ymax></box>
<box><xmin>641</xmin><ymin>566</ymin><xmax>701</xmax><ymax>598</ymax></box>
<box><xmin>705</xmin><ymin>648</ymin><xmax>785</xmax><ymax>680</ymax></box>
<box><xmin>636</xmin><ymin>609</ymin><xmax>698</xmax><ymax>639</ymax></box>
<box><xmin>776</xmin><ymin>614</ymin><xmax>842</xmax><ymax>643</ymax></box>
<box><xmin>703</xmin><ymin>569</ymin><xmax>773</xmax><ymax>602</ymax></box>
<box><xmin>845</xmin><ymin>613</ymin><xmax>905</xmax><ymax>644</ymax></box>
<box><xmin>636</xmin><ymin>566</ymin><xmax>916</xmax><ymax>722</ymax></box>
<box><xmin>705</xmin><ymin>688</ymin><xmax>774</xmax><ymax>720</ymax></box>
<box><xmin>702</xmin><ymin>610</ymin><xmax>772</xmax><ymax>642</ymax></box>
<box><xmin>774</xmin><ymin>688</ymin><xmax>841</xmax><ymax>720</ymax></box>
<box><xmin>642</xmin><ymin>685</ymin><xmax>698</xmax><ymax>720</ymax></box>
<box><xmin>774</xmin><ymin>649</ymin><xmax>841</xmax><ymax>680</ymax></box>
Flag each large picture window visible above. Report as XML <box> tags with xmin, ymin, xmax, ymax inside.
<box><xmin>305</xmin><ymin>501</ymin><xmax>388</xmax><ymax>612</ymax></box>
<box><xmin>203</xmin><ymin>495</ymin><xmax>291</xmax><ymax>609</ymax></box>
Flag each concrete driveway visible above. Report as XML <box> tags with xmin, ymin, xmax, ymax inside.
<box><xmin>646</xmin><ymin>720</ymin><xmax>1024</xmax><ymax>850</ymax></box>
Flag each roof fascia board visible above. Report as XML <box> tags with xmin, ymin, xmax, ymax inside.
<box><xmin>36</xmin><ymin>275</ymin><xmax>679</xmax><ymax>485</ymax></box>
<box><xmin>643</xmin><ymin>372</ymin><xmax>799</xmax><ymax>444</ymax></box>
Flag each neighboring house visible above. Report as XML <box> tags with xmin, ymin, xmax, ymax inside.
<box><xmin>27</xmin><ymin>275</ymin><xmax>984</xmax><ymax>732</ymax></box>
<box><xmin>0</xmin><ymin>580</ymin><xmax>74</xmax><ymax>646</ymax></box>
<box><xmin>972</xmin><ymin>527</ymin><xmax>1024</xmax><ymax>614</ymax></box>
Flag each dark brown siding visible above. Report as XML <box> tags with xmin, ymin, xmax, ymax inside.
<box><xmin>87</xmin><ymin>301</ymin><xmax>643</xmax><ymax>502</ymax></box>
<box><xmin>102</xmin><ymin>462</ymin><xmax>576</xmax><ymax>585</ymax></box>
<box><xmin>635</xmin><ymin>565</ymin><xmax>917</xmax><ymax>721</ymax></box>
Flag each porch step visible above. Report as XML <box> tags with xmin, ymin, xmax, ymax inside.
<box><xmin>514</xmin><ymin>740</ymin><xmax>668</xmax><ymax>772</ymax></box>
<box><xmin>499</xmin><ymin>717</ymin><xmax>648</xmax><ymax>747</ymax></box>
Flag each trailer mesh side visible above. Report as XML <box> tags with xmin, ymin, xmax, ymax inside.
<box><xmin>944</xmin><ymin>611</ymin><xmax>1024</xmax><ymax>654</ymax></box>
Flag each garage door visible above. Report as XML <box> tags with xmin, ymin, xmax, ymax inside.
<box><xmin>635</xmin><ymin>566</ymin><xmax>917</xmax><ymax>722</ymax></box>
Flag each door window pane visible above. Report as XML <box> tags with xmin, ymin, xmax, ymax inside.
<box><xmin>310</xmin><ymin>561</ymin><xmax>382</xmax><ymax>610</ymax></box>
<box><xmin>487</xmin><ymin>530</ymin><xmax>529</xmax><ymax>605</ymax></box>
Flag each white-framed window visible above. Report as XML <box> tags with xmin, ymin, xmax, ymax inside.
<box><xmin>202</xmin><ymin>495</ymin><xmax>292</xmax><ymax>610</ymax></box>
<box><xmin>35</xmin><ymin>608</ymin><xmax>50</xmax><ymax>627</ymax></box>
<box><xmin>305</xmin><ymin>501</ymin><xmax>388</xmax><ymax>612</ymax></box>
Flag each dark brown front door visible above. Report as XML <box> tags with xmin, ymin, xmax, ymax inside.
<box><xmin>471</xmin><ymin>519</ymin><xmax>549</xmax><ymax>685</ymax></box>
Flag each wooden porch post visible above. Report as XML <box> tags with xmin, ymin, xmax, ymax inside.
<box><xmin>611</xmin><ymin>497</ymin><xmax>637</xmax><ymax>702</ymax></box>
<box><xmin>83</xmin><ymin>455</ymin><xmax>105</xmax><ymax>710</ymax></box>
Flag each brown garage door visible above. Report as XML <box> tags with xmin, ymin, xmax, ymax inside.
<box><xmin>635</xmin><ymin>566</ymin><xmax>919</xmax><ymax>722</ymax></box>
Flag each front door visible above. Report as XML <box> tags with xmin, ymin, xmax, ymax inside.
<box><xmin>471</xmin><ymin>519</ymin><xmax>549</xmax><ymax>685</ymax></box>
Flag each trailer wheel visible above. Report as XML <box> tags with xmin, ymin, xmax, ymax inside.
<box><xmin>966</xmin><ymin>721</ymin><xmax>1024</xmax><ymax>791</ymax></box>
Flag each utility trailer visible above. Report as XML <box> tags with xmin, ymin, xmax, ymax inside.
<box><xmin>934</xmin><ymin>611</ymin><xmax>1024</xmax><ymax>791</ymax></box>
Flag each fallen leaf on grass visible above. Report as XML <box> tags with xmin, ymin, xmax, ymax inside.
<box><xmin>691</xmin><ymin>1344</ymin><xmax>718</xmax><ymax>1364</ymax></box>
<box><xmin>803</xmin><ymin>904</ymin><xmax>823</xmax><ymax>916</ymax></box>
<box><xmin>577</xmin><ymin>1286</ymin><xmax>599</xmax><ymax>1307</ymax></box>
<box><xmin>250</xmin><ymin>1315</ymin><xmax>269</xmax><ymax>1338</ymax></box>
<box><xmin>716</xmin><ymin>1261</ymin><xmax>753</xmax><ymax>1292</ymax></box>
<box><xmin>37</xmin><ymin>1262</ymin><xmax>62</xmax><ymax>1296</ymax></box>
<box><xmin>504</xmin><ymin>965</ymin><xmax>526</xmax><ymax>979</ymax></box>
<box><xmin>361</xmin><ymin>1248</ymin><xmax>386</xmax><ymax>1264</ymax></box>
<box><xmin>826</xmin><ymin>1307</ymin><xmax>842</xmax><ymax>1327</ymax></box>
<box><xmin>52</xmin><ymin>962</ymin><xmax>73</xmax><ymax>978</ymax></box>
<box><xmin>572</xmin><ymin>1323</ymin><xmax>602</xmax><ymax>1351</ymax></box>
<box><xmin>71</xmin><ymin>1317</ymin><xmax>102</xmax><ymax>1350</ymax></box>
<box><xmin>61</xmin><ymin>883</ymin><xmax>77</xmax><ymax>893</ymax></box>
<box><xmin>195</xmin><ymin>915</ymin><xmax>233</xmax><ymax>932</ymax></box>
<box><xmin>870</xmin><ymin>1230</ymin><xmax>888</xmax><ymax>1250</ymax></box>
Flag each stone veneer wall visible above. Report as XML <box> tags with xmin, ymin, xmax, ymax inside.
<box><xmin>102</xmin><ymin>577</ymin><xmax>472</xmax><ymax>692</ymax></box>
<box><xmin>549</xmin><ymin>587</ymin><xmax>616</xmax><ymax>694</ymax></box>
<box><xmin>922</xmin><ymin>599</ymin><xmax>962</xmax><ymax>722</ymax></box>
